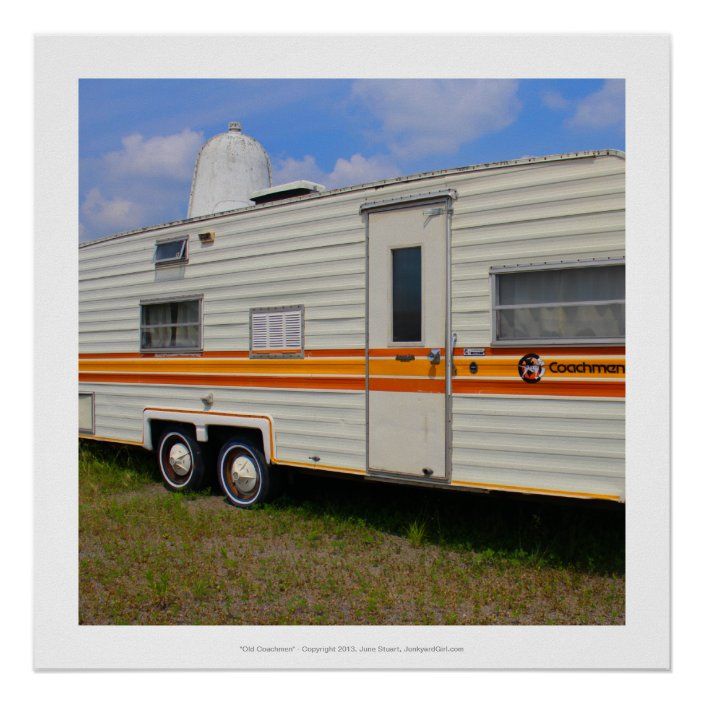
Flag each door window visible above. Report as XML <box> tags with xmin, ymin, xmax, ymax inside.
<box><xmin>391</xmin><ymin>246</ymin><xmax>422</xmax><ymax>343</ymax></box>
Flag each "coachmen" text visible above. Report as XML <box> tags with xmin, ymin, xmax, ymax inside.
<box><xmin>548</xmin><ymin>362</ymin><xmax>625</xmax><ymax>375</ymax></box>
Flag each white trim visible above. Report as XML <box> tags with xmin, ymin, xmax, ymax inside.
<box><xmin>142</xmin><ymin>408</ymin><xmax>273</xmax><ymax>462</ymax></box>
<box><xmin>360</xmin><ymin>189</ymin><xmax>457</xmax><ymax>213</ymax></box>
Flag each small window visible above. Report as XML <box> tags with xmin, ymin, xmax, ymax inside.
<box><xmin>79</xmin><ymin>392</ymin><xmax>94</xmax><ymax>434</ymax></box>
<box><xmin>250</xmin><ymin>305</ymin><xmax>304</xmax><ymax>358</ymax></box>
<box><xmin>392</xmin><ymin>246</ymin><xmax>422</xmax><ymax>343</ymax></box>
<box><xmin>154</xmin><ymin>237</ymin><xmax>188</xmax><ymax>266</ymax></box>
<box><xmin>140</xmin><ymin>297</ymin><xmax>202</xmax><ymax>353</ymax></box>
<box><xmin>492</xmin><ymin>260</ymin><xmax>625</xmax><ymax>344</ymax></box>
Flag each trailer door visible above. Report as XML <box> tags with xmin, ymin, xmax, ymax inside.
<box><xmin>366</xmin><ymin>197</ymin><xmax>451</xmax><ymax>479</ymax></box>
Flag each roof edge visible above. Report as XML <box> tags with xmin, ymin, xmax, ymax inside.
<box><xmin>80</xmin><ymin>149</ymin><xmax>624</xmax><ymax>248</ymax></box>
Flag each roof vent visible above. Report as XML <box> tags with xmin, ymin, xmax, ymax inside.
<box><xmin>187</xmin><ymin>121</ymin><xmax>271</xmax><ymax>218</ymax></box>
<box><xmin>250</xmin><ymin>180</ymin><xmax>326</xmax><ymax>205</ymax></box>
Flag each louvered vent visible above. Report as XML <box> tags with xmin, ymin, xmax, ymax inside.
<box><xmin>250</xmin><ymin>305</ymin><xmax>303</xmax><ymax>357</ymax></box>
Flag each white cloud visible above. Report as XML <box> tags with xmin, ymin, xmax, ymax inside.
<box><xmin>327</xmin><ymin>154</ymin><xmax>401</xmax><ymax>187</ymax></box>
<box><xmin>351</xmin><ymin>79</ymin><xmax>521</xmax><ymax>159</ymax></box>
<box><xmin>272</xmin><ymin>153</ymin><xmax>401</xmax><ymax>190</ymax></box>
<box><xmin>103</xmin><ymin>128</ymin><xmax>203</xmax><ymax>180</ymax></box>
<box><xmin>567</xmin><ymin>80</ymin><xmax>625</xmax><ymax>130</ymax></box>
<box><xmin>272</xmin><ymin>155</ymin><xmax>326</xmax><ymax>185</ymax></box>
<box><xmin>81</xmin><ymin>187</ymin><xmax>145</xmax><ymax>235</ymax></box>
<box><xmin>541</xmin><ymin>90</ymin><xmax>570</xmax><ymax>111</ymax></box>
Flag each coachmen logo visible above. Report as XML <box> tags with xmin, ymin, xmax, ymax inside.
<box><xmin>517</xmin><ymin>353</ymin><xmax>626</xmax><ymax>383</ymax></box>
<box><xmin>517</xmin><ymin>353</ymin><xmax>545</xmax><ymax>383</ymax></box>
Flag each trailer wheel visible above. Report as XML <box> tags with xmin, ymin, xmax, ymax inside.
<box><xmin>157</xmin><ymin>428</ymin><xmax>206</xmax><ymax>491</ymax></box>
<box><xmin>217</xmin><ymin>439</ymin><xmax>271</xmax><ymax>507</ymax></box>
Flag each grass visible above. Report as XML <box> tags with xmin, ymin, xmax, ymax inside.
<box><xmin>79</xmin><ymin>440</ymin><xmax>625</xmax><ymax>625</ymax></box>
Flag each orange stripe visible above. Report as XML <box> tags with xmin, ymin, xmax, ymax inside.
<box><xmin>369</xmin><ymin>377</ymin><xmax>445</xmax><ymax>393</ymax></box>
<box><xmin>80</xmin><ymin>373</ymin><xmax>451</xmax><ymax>394</ymax></box>
<box><xmin>452</xmin><ymin>379</ymin><xmax>625</xmax><ymax>398</ymax></box>
<box><xmin>79</xmin><ymin>375</ymin><xmax>624</xmax><ymax>397</ymax></box>
<box><xmin>79</xmin><ymin>347</ymin><xmax>626</xmax><ymax>397</ymax></box>
<box><xmin>80</xmin><ymin>356</ymin><xmax>621</xmax><ymax>381</ymax></box>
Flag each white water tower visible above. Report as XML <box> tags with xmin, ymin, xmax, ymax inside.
<box><xmin>187</xmin><ymin>122</ymin><xmax>272</xmax><ymax>218</ymax></box>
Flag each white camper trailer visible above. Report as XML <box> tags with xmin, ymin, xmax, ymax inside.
<box><xmin>79</xmin><ymin>123</ymin><xmax>625</xmax><ymax>506</ymax></box>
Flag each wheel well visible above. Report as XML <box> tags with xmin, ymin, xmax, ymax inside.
<box><xmin>205</xmin><ymin>425</ymin><xmax>265</xmax><ymax>455</ymax></box>
<box><xmin>149</xmin><ymin>419</ymin><xmax>194</xmax><ymax>446</ymax></box>
<box><xmin>147</xmin><ymin>419</ymin><xmax>266</xmax><ymax>457</ymax></box>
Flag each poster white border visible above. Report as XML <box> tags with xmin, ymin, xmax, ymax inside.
<box><xmin>34</xmin><ymin>34</ymin><xmax>670</xmax><ymax>670</ymax></box>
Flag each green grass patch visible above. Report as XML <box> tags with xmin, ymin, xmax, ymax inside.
<box><xmin>79</xmin><ymin>440</ymin><xmax>625</xmax><ymax>625</ymax></box>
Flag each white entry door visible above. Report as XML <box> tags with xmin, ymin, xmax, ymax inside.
<box><xmin>366</xmin><ymin>199</ymin><xmax>450</xmax><ymax>479</ymax></box>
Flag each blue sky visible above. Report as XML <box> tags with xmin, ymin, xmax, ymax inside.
<box><xmin>79</xmin><ymin>79</ymin><xmax>624</xmax><ymax>241</ymax></box>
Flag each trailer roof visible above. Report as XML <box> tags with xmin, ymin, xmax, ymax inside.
<box><xmin>79</xmin><ymin>149</ymin><xmax>624</xmax><ymax>248</ymax></box>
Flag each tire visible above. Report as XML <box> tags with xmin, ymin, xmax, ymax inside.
<box><xmin>156</xmin><ymin>427</ymin><xmax>206</xmax><ymax>492</ymax></box>
<box><xmin>217</xmin><ymin>439</ymin><xmax>272</xmax><ymax>507</ymax></box>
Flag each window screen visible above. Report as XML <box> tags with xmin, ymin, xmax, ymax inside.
<box><xmin>250</xmin><ymin>306</ymin><xmax>304</xmax><ymax>357</ymax></box>
<box><xmin>493</xmin><ymin>262</ymin><xmax>625</xmax><ymax>343</ymax></box>
<box><xmin>140</xmin><ymin>298</ymin><xmax>202</xmax><ymax>352</ymax></box>
<box><xmin>154</xmin><ymin>238</ymin><xmax>188</xmax><ymax>265</ymax></box>
<box><xmin>392</xmin><ymin>246</ymin><xmax>422</xmax><ymax>343</ymax></box>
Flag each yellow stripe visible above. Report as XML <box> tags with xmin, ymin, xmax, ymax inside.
<box><xmin>271</xmin><ymin>458</ymin><xmax>366</xmax><ymax>475</ymax></box>
<box><xmin>450</xmin><ymin>479</ymin><xmax>621</xmax><ymax>501</ymax></box>
<box><xmin>79</xmin><ymin>434</ymin><xmax>143</xmax><ymax>446</ymax></box>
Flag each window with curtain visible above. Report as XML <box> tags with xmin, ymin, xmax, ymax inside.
<box><xmin>492</xmin><ymin>261</ymin><xmax>625</xmax><ymax>344</ymax></box>
<box><xmin>140</xmin><ymin>298</ymin><xmax>202</xmax><ymax>352</ymax></box>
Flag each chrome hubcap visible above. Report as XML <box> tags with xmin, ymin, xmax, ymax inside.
<box><xmin>230</xmin><ymin>455</ymin><xmax>257</xmax><ymax>493</ymax></box>
<box><xmin>168</xmin><ymin>442</ymin><xmax>192</xmax><ymax>476</ymax></box>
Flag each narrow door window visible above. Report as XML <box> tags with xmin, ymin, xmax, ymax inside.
<box><xmin>391</xmin><ymin>246</ymin><xmax>422</xmax><ymax>343</ymax></box>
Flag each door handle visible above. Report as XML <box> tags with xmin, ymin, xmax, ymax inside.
<box><xmin>427</xmin><ymin>349</ymin><xmax>441</xmax><ymax>365</ymax></box>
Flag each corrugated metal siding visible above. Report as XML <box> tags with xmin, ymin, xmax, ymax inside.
<box><xmin>79</xmin><ymin>194</ymin><xmax>369</xmax><ymax>353</ymax></box>
<box><xmin>446</xmin><ymin>154</ymin><xmax>625</xmax><ymax>499</ymax></box>
<box><xmin>451</xmin><ymin>395</ymin><xmax>625</xmax><ymax>498</ymax></box>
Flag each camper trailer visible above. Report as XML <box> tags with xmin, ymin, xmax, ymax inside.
<box><xmin>79</xmin><ymin>123</ymin><xmax>625</xmax><ymax>506</ymax></box>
